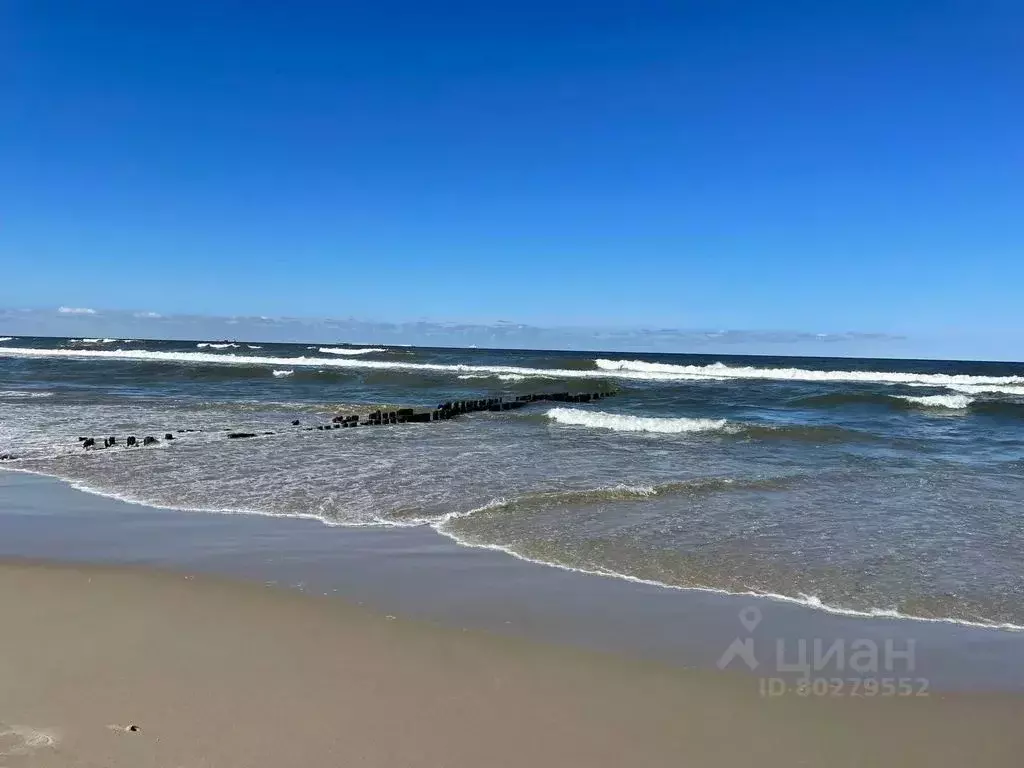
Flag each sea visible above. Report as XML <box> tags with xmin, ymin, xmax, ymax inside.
<box><xmin>1</xmin><ymin>336</ymin><xmax>1023</xmax><ymax>630</ymax></box>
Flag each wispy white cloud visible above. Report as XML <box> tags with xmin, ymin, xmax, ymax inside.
<box><xmin>0</xmin><ymin>306</ymin><xmax>930</xmax><ymax>357</ymax></box>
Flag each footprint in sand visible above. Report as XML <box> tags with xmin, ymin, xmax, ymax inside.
<box><xmin>0</xmin><ymin>723</ymin><xmax>59</xmax><ymax>764</ymax></box>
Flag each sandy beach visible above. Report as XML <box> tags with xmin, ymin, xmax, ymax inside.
<box><xmin>1</xmin><ymin>559</ymin><xmax>1021</xmax><ymax>767</ymax></box>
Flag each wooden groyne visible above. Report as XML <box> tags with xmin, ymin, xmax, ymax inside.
<box><xmin>1</xmin><ymin>391</ymin><xmax>616</xmax><ymax>458</ymax></box>
<box><xmin>319</xmin><ymin>390</ymin><xmax>611</xmax><ymax>430</ymax></box>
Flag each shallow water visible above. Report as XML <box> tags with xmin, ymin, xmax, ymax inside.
<box><xmin>1</xmin><ymin>336</ymin><xmax>1022</xmax><ymax>626</ymax></box>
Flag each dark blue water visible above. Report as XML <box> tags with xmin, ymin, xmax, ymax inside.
<box><xmin>2</xmin><ymin>335</ymin><xmax>1023</xmax><ymax>627</ymax></box>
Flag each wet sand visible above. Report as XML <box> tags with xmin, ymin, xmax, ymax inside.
<box><xmin>2</xmin><ymin>559</ymin><xmax>1023</xmax><ymax>768</ymax></box>
<box><xmin>2</xmin><ymin>469</ymin><xmax>1023</xmax><ymax>693</ymax></box>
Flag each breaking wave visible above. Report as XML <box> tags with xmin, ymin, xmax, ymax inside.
<box><xmin>4</xmin><ymin>346</ymin><xmax>1024</xmax><ymax>396</ymax></box>
<box><xmin>897</xmin><ymin>394</ymin><xmax>974</xmax><ymax>409</ymax></box>
<box><xmin>544</xmin><ymin>407</ymin><xmax>873</xmax><ymax>443</ymax></box>
<box><xmin>797</xmin><ymin>391</ymin><xmax>975</xmax><ymax>411</ymax></box>
<box><xmin>545</xmin><ymin>407</ymin><xmax>731</xmax><ymax>434</ymax></box>
<box><xmin>0</xmin><ymin>347</ymin><xmax>760</xmax><ymax>382</ymax></box>
<box><xmin>196</xmin><ymin>343</ymin><xmax>238</xmax><ymax>349</ymax></box>
<box><xmin>944</xmin><ymin>383</ymin><xmax>1024</xmax><ymax>396</ymax></box>
<box><xmin>0</xmin><ymin>337</ymin><xmax>13</xmax><ymax>342</ymax></box>
<box><xmin>594</xmin><ymin>358</ymin><xmax>1024</xmax><ymax>388</ymax></box>
<box><xmin>319</xmin><ymin>347</ymin><xmax>387</xmax><ymax>355</ymax></box>
<box><xmin>272</xmin><ymin>370</ymin><xmax>294</xmax><ymax>378</ymax></box>
<box><xmin>458</xmin><ymin>373</ymin><xmax>530</xmax><ymax>382</ymax></box>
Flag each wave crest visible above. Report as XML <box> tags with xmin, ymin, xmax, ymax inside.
<box><xmin>319</xmin><ymin>347</ymin><xmax>387</xmax><ymax>355</ymax></box>
<box><xmin>896</xmin><ymin>394</ymin><xmax>973</xmax><ymax>409</ymax></box>
<box><xmin>545</xmin><ymin>407</ymin><xmax>731</xmax><ymax>434</ymax></box>
<box><xmin>594</xmin><ymin>358</ymin><xmax>1024</xmax><ymax>388</ymax></box>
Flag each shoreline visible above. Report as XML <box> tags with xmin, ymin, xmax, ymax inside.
<box><xmin>2</xmin><ymin>558</ymin><xmax>1024</xmax><ymax>766</ymax></box>
<box><xmin>6</xmin><ymin>465</ymin><xmax>1022</xmax><ymax>634</ymax></box>
<box><xmin>2</xmin><ymin>468</ymin><xmax>1023</xmax><ymax>693</ymax></box>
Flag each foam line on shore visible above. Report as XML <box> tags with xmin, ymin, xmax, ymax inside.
<box><xmin>6</xmin><ymin>466</ymin><xmax>1020</xmax><ymax>633</ymax></box>
<box><xmin>426</xmin><ymin>498</ymin><xmax>1024</xmax><ymax>632</ymax></box>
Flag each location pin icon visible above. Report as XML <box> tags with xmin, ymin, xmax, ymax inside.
<box><xmin>739</xmin><ymin>606</ymin><xmax>762</xmax><ymax>632</ymax></box>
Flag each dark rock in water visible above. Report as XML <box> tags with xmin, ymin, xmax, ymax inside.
<box><xmin>143</xmin><ymin>436</ymin><xmax>159</xmax><ymax>446</ymax></box>
<box><xmin>397</xmin><ymin>408</ymin><xmax>414</xmax><ymax>417</ymax></box>
<box><xmin>164</xmin><ymin>433</ymin><xmax>174</xmax><ymax>440</ymax></box>
<box><xmin>407</xmin><ymin>412</ymin><xmax>431</xmax><ymax>423</ymax></box>
<box><xmin>0</xmin><ymin>453</ymin><xmax>15</xmax><ymax>461</ymax></box>
<box><xmin>263</xmin><ymin>431</ymin><xmax>275</xmax><ymax>435</ymax></box>
<box><xmin>82</xmin><ymin>438</ymin><xmax>96</xmax><ymax>449</ymax></box>
<box><xmin>291</xmin><ymin>420</ymin><xmax>300</xmax><ymax>426</ymax></box>
<box><xmin>126</xmin><ymin>436</ymin><xmax>138</xmax><ymax>447</ymax></box>
<box><xmin>227</xmin><ymin>432</ymin><xmax>258</xmax><ymax>439</ymax></box>
<box><xmin>108</xmin><ymin>436</ymin><xmax>117</xmax><ymax>445</ymax></box>
<box><xmin>128</xmin><ymin>724</ymin><xmax>140</xmax><ymax>733</ymax></box>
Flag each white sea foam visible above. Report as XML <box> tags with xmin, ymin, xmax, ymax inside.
<box><xmin>0</xmin><ymin>337</ymin><xmax>12</xmax><ymax>342</ymax></box>
<box><xmin>546</xmin><ymin>407</ymin><xmax>730</xmax><ymax>434</ymax></box>
<box><xmin>272</xmin><ymin>370</ymin><xmax>294</xmax><ymax>378</ymax></box>
<box><xmin>458</xmin><ymin>373</ymin><xmax>529</xmax><ymax>382</ymax></box>
<box><xmin>196</xmin><ymin>342</ymin><xmax>238</xmax><ymax>349</ymax></box>
<box><xmin>0</xmin><ymin>390</ymin><xmax>54</xmax><ymax>399</ymax></box>
<box><xmin>5</xmin><ymin>465</ymin><xmax>1021</xmax><ymax>633</ymax></box>
<box><xmin>247</xmin><ymin>345</ymin><xmax>263</xmax><ymax>349</ymax></box>
<box><xmin>897</xmin><ymin>394</ymin><xmax>974</xmax><ymax>409</ymax></box>
<box><xmin>4</xmin><ymin>346</ymin><xmax>1023</xmax><ymax>392</ymax></box>
<box><xmin>945</xmin><ymin>383</ymin><xmax>1024</xmax><ymax>396</ymax></box>
<box><xmin>318</xmin><ymin>347</ymin><xmax>387</xmax><ymax>355</ymax></box>
<box><xmin>0</xmin><ymin>347</ymin><xmax>734</xmax><ymax>381</ymax></box>
<box><xmin>77</xmin><ymin>338</ymin><xmax>118</xmax><ymax>344</ymax></box>
<box><xmin>594</xmin><ymin>358</ymin><xmax>1024</xmax><ymax>388</ymax></box>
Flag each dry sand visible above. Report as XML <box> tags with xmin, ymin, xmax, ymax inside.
<box><xmin>0</xmin><ymin>560</ymin><xmax>1021</xmax><ymax>767</ymax></box>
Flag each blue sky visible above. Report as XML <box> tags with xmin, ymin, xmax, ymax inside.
<box><xmin>2</xmin><ymin>2</ymin><xmax>1021</xmax><ymax>358</ymax></box>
